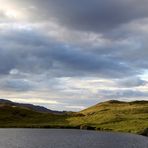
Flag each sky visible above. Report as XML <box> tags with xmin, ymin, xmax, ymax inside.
<box><xmin>0</xmin><ymin>0</ymin><xmax>148</xmax><ymax>111</ymax></box>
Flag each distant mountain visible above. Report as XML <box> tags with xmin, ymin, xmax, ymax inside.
<box><xmin>0</xmin><ymin>99</ymin><xmax>65</xmax><ymax>114</ymax></box>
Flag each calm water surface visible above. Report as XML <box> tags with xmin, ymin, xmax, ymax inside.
<box><xmin>0</xmin><ymin>129</ymin><xmax>147</xmax><ymax>148</ymax></box>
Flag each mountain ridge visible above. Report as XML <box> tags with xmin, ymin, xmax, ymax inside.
<box><xmin>0</xmin><ymin>99</ymin><xmax>65</xmax><ymax>114</ymax></box>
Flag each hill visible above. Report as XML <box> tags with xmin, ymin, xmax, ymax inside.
<box><xmin>0</xmin><ymin>99</ymin><xmax>65</xmax><ymax>114</ymax></box>
<box><xmin>67</xmin><ymin>100</ymin><xmax>148</xmax><ymax>135</ymax></box>
<box><xmin>0</xmin><ymin>99</ymin><xmax>147</xmax><ymax>136</ymax></box>
<box><xmin>0</xmin><ymin>104</ymin><xmax>69</xmax><ymax>128</ymax></box>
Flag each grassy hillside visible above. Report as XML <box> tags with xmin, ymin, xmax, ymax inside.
<box><xmin>0</xmin><ymin>104</ymin><xmax>68</xmax><ymax>128</ymax></box>
<box><xmin>0</xmin><ymin>100</ymin><xmax>147</xmax><ymax>136</ymax></box>
<box><xmin>67</xmin><ymin>100</ymin><xmax>148</xmax><ymax>135</ymax></box>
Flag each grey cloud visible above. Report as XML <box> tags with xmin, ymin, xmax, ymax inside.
<box><xmin>49</xmin><ymin>47</ymin><xmax>135</xmax><ymax>78</ymax></box>
<box><xmin>98</xmin><ymin>89</ymin><xmax>148</xmax><ymax>100</ymax></box>
<box><xmin>13</xmin><ymin>0</ymin><xmax>148</xmax><ymax>33</ymax></box>
<box><xmin>0</xmin><ymin>27</ymin><xmax>136</xmax><ymax>78</ymax></box>
<box><xmin>0</xmin><ymin>28</ymin><xmax>53</xmax><ymax>74</ymax></box>
<box><xmin>1</xmin><ymin>0</ymin><xmax>148</xmax><ymax>110</ymax></box>
<box><xmin>116</xmin><ymin>77</ymin><xmax>147</xmax><ymax>87</ymax></box>
<box><xmin>0</xmin><ymin>26</ymin><xmax>140</xmax><ymax>94</ymax></box>
<box><xmin>0</xmin><ymin>79</ymin><xmax>34</xmax><ymax>92</ymax></box>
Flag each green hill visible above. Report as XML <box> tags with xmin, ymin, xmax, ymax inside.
<box><xmin>0</xmin><ymin>100</ymin><xmax>147</xmax><ymax>136</ymax></box>
<box><xmin>67</xmin><ymin>100</ymin><xmax>148</xmax><ymax>135</ymax></box>
<box><xmin>0</xmin><ymin>104</ymin><xmax>68</xmax><ymax>128</ymax></box>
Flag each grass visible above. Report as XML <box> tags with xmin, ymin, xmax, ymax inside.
<box><xmin>0</xmin><ymin>105</ymin><xmax>68</xmax><ymax>128</ymax></box>
<box><xmin>0</xmin><ymin>100</ymin><xmax>147</xmax><ymax>136</ymax></box>
<box><xmin>67</xmin><ymin>100</ymin><xmax>148</xmax><ymax>135</ymax></box>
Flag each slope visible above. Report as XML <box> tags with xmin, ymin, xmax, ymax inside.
<box><xmin>67</xmin><ymin>100</ymin><xmax>148</xmax><ymax>135</ymax></box>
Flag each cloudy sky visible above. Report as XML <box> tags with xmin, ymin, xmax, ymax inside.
<box><xmin>0</xmin><ymin>0</ymin><xmax>148</xmax><ymax>111</ymax></box>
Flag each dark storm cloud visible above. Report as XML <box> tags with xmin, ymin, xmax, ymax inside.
<box><xmin>14</xmin><ymin>0</ymin><xmax>148</xmax><ymax>33</ymax></box>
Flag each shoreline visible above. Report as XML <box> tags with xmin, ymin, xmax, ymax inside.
<box><xmin>0</xmin><ymin>125</ymin><xmax>147</xmax><ymax>137</ymax></box>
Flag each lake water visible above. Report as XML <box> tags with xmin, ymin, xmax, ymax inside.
<box><xmin>0</xmin><ymin>129</ymin><xmax>147</xmax><ymax>148</ymax></box>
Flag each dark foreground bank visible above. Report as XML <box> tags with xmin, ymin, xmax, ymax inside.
<box><xmin>0</xmin><ymin>129</ymin><xmax>147</xmax><ymax>148</ymax></box>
